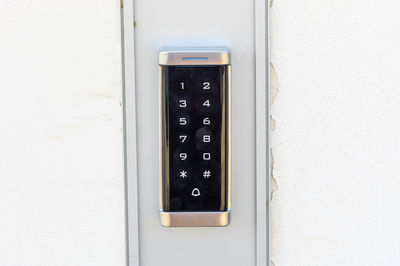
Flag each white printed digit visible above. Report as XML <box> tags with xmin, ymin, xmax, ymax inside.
<box><xmin>179</xmin><ymin>117</ymin><xmax>187</xmax><ymax>125</ymax></box>
<box><xmin>179</xmin><ymin>135</ymin><xmax>187</xmax><ymax>143</ymax></box>
<box><xmin>179</xmin><ymin>100</ymin><xmax>187</xmax><ymax>107</ymax></box>
<box><xmin>180</xmin><ymin>153</ymin><xmax>187</xmax><ymax>160</ymax></box>
<box><xmin>203</xmin><ymin>99</ymin><xmax>210</xmax><ymax>107</ymax></box>
<box><xmin>203</xmin><ymin>135</ymin><xmax>211</xmax><ymax>143</ymax></box>
<box><xmin>203</xmin><ymin>153</ymin><xmax>211</xmax><ymax>160</ymax></box>
<box><xmin>203</xmin><ymin>82</ymin><xmax>210</xmax><ymax>90</ymax></box>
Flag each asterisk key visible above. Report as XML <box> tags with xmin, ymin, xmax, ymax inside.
<box><xmin>180</xmin><ymin>170</ymin><xmax>187</xmax><ymax>178</ymax></box>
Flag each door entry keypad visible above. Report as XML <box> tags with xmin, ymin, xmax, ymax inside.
<box><xmin>162</xmin><ymin>65</ymin><xmax>227</xmax><ymax>212</ymax></box>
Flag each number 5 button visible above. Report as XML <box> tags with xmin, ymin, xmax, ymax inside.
<box><xmin>174</xmin><ymin>114</ymin><xmax>190</xmax><ymax>127</ymax></box>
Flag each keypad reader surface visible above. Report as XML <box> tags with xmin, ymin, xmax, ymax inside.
<box><xmin>159</xmin><ymin>48</ymin><xmax>231</xmax><ymax>226</ymax></box>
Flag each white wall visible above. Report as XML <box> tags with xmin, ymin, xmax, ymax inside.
<box><xmin>0</xmin><ymin>1</ymin><xmax>126</xmax><ymax>265</ymax></box>
<box><xmin>270</xmin><ymin>1</ymin><xmax>400</xmax><ymax>265</ymax></box>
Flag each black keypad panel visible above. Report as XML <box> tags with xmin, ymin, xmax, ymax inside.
<box><xmin>161</xmin><ymin>65</ymin><xmax>228</xmax><ymax>212</ymax></box>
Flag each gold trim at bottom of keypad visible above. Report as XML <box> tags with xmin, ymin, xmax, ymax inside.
<box><xmin>160</xmin><ymin>211</ymin><xmax>230</xmax><ymax>227</ymax></box>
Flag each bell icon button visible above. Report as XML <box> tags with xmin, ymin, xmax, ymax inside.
<box><xmin>191</xmin><ymin>188</ymin><xmax>201</xmax><ymax>197</ymax></box>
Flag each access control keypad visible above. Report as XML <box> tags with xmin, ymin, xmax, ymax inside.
<box><xmin>161</xmin><ymin>65</ymin><xmax>228</xmax><ymax>212</ymax></box>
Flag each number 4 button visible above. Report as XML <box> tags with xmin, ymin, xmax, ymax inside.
<box><xmin>203</xmin><ymin>99</ymin><xmax>210</xmax><ymax>107</ymax></box>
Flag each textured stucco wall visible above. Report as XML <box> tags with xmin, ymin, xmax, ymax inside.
<box><xmin>0</xmin><ymin>1</ymin><xmax>126</xmax><ymax>265</ymax></box>
<box><xmin>270</xmin><ymin>1</ymin><xmax>400</xmax><ymax>265</ymax></box>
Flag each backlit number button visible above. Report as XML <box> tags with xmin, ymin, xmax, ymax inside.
<box><xmin>203</xmin><ymin>81</ymin><xmax>211</xmax><ymax>90</ymax></box>
<box><xmin>179</xmin><ymin>153</ymin><xmax>188</xmax><ymax>161</ymax></box>
<box><xmin>179</xmin><ymin>135</ymin><xmax>188</xmax><ymax>143</ymax></box>
<box><xmin>203</xmin><ymin>153</ymin><xmax>211</xmax><ymax>161</ymax></box>
<box><xmin>195</xmin><ymin>127</ymin><xmax>213</xmax><ymax>150</ymax></box>
<box><xmin>174</xmin><ymin>114</ymin><xmax>190</xmax><ymax>127</ymax></box>
<box><xmin>196</xmin><ymin>77</ymin><xmax>218</xmax><ymax>96</ymax></box>
<box><xmin>202</xmin><ymin>116</ymin><xmax>218</xmax><ymax>130</ymax></box>
<box><xmin>202</xmin><ymin>99</ymin><xmax>211</xmax><ymax>108</ymax></box>
<box><xmin>203</xmin><ymin>135</ymin><xmax>211</xmax><ymax>143</ymax></box>
<box><xmin>179</xmin><ymin>100</ymin><xmax>187</xmax><ymax>108</ymax></box>
<box><xmin>173</xmin><ymin>150</ymin><xmax>191</xmax><ymax>163</ymax></box>
<box><xmin>179</xmin><ymin>117</ymin><xmax>187</xmax><ymax>125</ymax></box>
<box><xmin>173</xmin><ymin>97</ymin><xmax>189</xmax><ymax>110</ymax></box>
<box><xmin>196</xmin><ymin>96</ymin><xmax>217</xmax><ymax>113</ymax></box>
<box><xmin>171</xmin><ymin>76</ymin><xmax>192</xmax><ymax>95</ymax></box>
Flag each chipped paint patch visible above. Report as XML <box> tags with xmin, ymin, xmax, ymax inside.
<box><xmin>270</xmin><ymin>63</ymin><xmax>279</xmax><ymax>201</ymax></box>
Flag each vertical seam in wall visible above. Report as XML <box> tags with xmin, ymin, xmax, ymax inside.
<box><xmin>120</xmin><ymin>2</ymin><xmax>129</xmax><ymax>265</ymax></box>
<box><xmin>121</xmin><ymin>0</ymin><xmax>140</xmax><ymax>264</ymax></box>
<box><xmin>120</xmin><ymin>2</ymin><xmax>132</xmax><ymax>265</ymax></box>
<box><xmin>120</xmin><ymin>3</ymin><xmax>129</xmax><ymax>265</ymax></box>
<box><xmin>255</xmin><ymin>0</ymin><xmax>269</xmax><ymax>265</ymax></box>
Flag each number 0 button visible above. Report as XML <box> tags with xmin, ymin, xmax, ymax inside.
<box><xmin>202</xmin><ymin>153</ymin><xmax>211</xmax><ymax>161</ymax></box>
